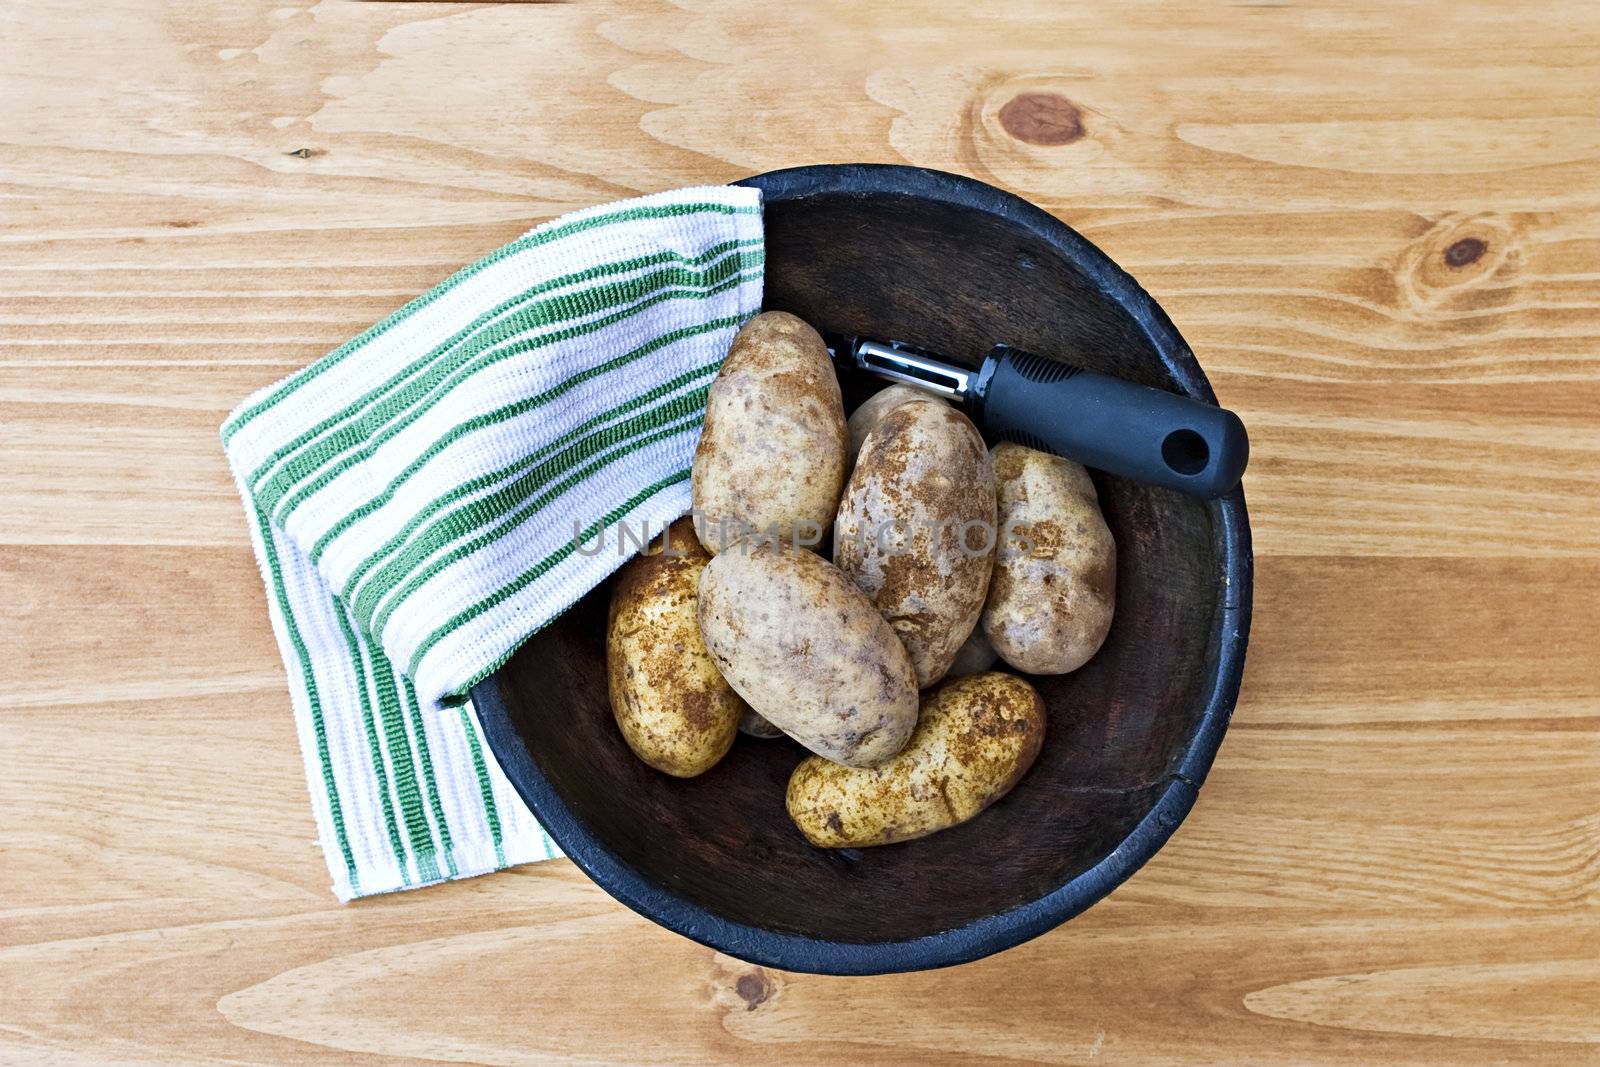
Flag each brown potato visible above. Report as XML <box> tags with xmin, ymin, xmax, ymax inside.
<box><xmin>606</xmin><ymin>517</ymin><xmax>743</xmax><ymax>777</ymax></box>
<box><xmin>981</xmin><ymin>444</ymin><xmax>1116</xmax><ymax>674</ymax></box>
<box><xmin>846</xmin><ymin>384</ymin><xmax>948</xmax><ymax>464</ymax></box>
<box><xmin>692</xmin><ymin>311</ymin><xmax>848</xmax><ymax>554</ymax></box>
<box><xmin>834</xmin><ymin>401</ymin><xmax>996</xmax><ymax>687</ymax></box>
<box><xmin>697</xmin><ymin>539</ymin><xmax>918</xmax><ymax>767</ymax></box>
<box><xmin>786</xmin><ymin>672</ymin><xmax>1045</xmax><ymax>847</ymax></box>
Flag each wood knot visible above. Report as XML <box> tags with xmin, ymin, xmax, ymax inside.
<box><xmin>997</xmin><ymin>92</ymin><xmax>1084</xmax><ymax>146</ymax></box>
<box><xmin>734</xmin><ymin>969</ymin><xmax>772</xmax><ymax>1011</ymax></box>
<box><xmin>1444</xmin><ymin>237</ymin><xmax>1487</xmax><ymax>268</ymax></box>
<box><xmin>1397</xmin><ymin>214</ymin><xmax>1518</xmax><ymax>315</ymax></box>
<box><xmin>285</xmin><ymin>147</ymin><xmax>323</xmax><ymax>159</ymax></box>
<box><xmin>709</xmin><ymin>953</ymin><xmax>787</xmax><ymax>1018</ymax></box>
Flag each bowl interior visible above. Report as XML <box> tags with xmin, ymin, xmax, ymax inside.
<box><xmin>481</xmin><ymin>168</ymin><xmax>1230</xmax><ymax>951</ymax></box>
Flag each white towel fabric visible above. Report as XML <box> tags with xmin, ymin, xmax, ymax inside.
<box><xmin>222</xmin><ymin>186</ymin><xmax>764</xmax><ymax>900</ymax></box>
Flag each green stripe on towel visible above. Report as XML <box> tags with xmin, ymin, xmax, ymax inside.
<box><xmin>221</xmin><ymin>186</ymin><xmax>762</xmax><ymax>900</ymax></box>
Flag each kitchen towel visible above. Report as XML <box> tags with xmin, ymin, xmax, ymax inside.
<box><xmin>222</xmin><ymin>186</ymin><xmax>764</xmax><ymax>900</ymax></box>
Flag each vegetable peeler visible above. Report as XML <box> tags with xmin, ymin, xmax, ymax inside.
<box><xmin>825</xmin><ymin>335</ymin><xmax>1249</xmax><ymax>500</ymax></box>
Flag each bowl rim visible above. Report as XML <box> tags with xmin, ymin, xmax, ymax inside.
<box><xmin>471</xmin><ymin>163</ymin><xmax>1253</xmax><ymax>976</ymax></box>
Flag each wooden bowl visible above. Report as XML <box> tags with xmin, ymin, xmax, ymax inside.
<box><xmin>471</xmin><ymin>164</ymin><xmax>1252</xmax><ymax>975</ymax></box>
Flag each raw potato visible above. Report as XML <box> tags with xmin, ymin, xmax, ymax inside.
<box><xmin>606</xmin><ymin>517</ymin><xmax>744</xmax><ymax>777</ymax></box>
<box><xmin>697</xmin><ymin>540</ymin><xmax>918</xmax><ymax>767</ymax></box>
<box><xmin>846</xmin><ymin>385</ymin><xmax>948</xmax><ymax>463</ymax></box>
<box><xmin>738</xmin><ymin>707</ymin><xmax>786</xmax><ymax>739</ymax></box>
<box><xmin>945</xmin><ymin>624</ymin><xmax>998</xmax><ymax>677</ymax></box>
<box><xmin>982</xmin><ymin>443</ymin><xmax>1116</xmax><ymax>674</ymax></box>
<box><xmin>834</xmin><ymin>401</ymin><xmax>996</xmax><ymax>687</ymax></box>
<box><xmin>786</xmin><ymin>672</ymin><xmax>1045</xmax><ymax>848</ymax></box>
<box><xmin>692</xmin><ymin>312</ymin><xmax>848</xmax><ymax>554</ymax></box>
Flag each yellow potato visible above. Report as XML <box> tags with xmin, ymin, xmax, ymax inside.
<box><xmin>846</xmin><ymin>384</ymin><xmax>948</xmax><ymax>464</ymax></box>
<box><xmin>697</xmin><ymin>539</ymin><xmax>918</xmax><ymax>767</ymax></box>
<box><xmin>692</xmin><ymin>311</ymin><xmax>848</xmax><ymax>554</ymax></box>
<box><xmin>786</xmin><ymin>672</ymin><xmax>1045</xmax><ymax>847</ymax></box>
<box><xmin>981</xmin><ymin>443</ymin><xmax>1116</xmax><ymax>674</ymax></box>
<box><xmin>834</xmin><ymin>401</ymin><xmax>996</xmax><ymax>687</ymax></box>
<box><xmin>606</xmin><ymin>517</ymin><xmax>743</xmax><ymax>777</ymax></box>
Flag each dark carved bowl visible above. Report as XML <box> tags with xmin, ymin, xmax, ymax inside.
<box><xmin>471</xmin><ymin>164</ymin><xmax>1252</xmax><ymax>975</ymax></box>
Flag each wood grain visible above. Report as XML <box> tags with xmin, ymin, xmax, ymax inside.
<box><xmin>2</xmin><ymin>0</ymin><xmax>1596</xmax><ymax>1062</ymax></box>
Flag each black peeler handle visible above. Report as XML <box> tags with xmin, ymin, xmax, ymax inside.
<box><xmin>972</xmin><ymin>346</ymin><xmax>1249</xmax><ymax>500</ymax></box>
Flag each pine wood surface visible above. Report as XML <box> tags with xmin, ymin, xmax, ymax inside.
<box><xmin>2</xmin><ymin>1</ymin><xmax>1597</xmax><ymax>1063</ymax></box>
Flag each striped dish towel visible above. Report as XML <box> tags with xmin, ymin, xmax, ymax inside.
<box><xmin>222</xmin><ymin>186</ymin><xmax>764</xmax><ymax>900</ymax></box>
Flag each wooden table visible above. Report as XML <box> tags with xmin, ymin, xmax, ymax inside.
<box><xmin>4</xmin><ymin>2</ymin><xmax>1597</xmax><ymax>1062</ymax></box>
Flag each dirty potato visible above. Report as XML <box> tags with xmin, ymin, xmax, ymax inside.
<box><xmin>834</xmin><ymin>401</ymin><xmax>996</xmax><ymax>687</ymax></box>
<box><xmin>982</xmin><ymin>444</ymin><xmax>1116</xmax><ymax>674</ymax></box>
<box><xmin>692</xmin><ymin>312</ymin><xmax>848</xmax><ymax>554</ymax></box>
<box><xmin>846</xmin><ymin>385</ymin><xmax>947</xmax><ymax>463</ymax></box>
<box><xmin>606</xmin><ymin>517</ymin><xmax>744</xmax><ymax>777</ymax></box>
<box><xmin>786</xmin><ymin>672</ymin><xmax>1045</xmax><ymax>847</ymax></box>
<box><xmin>697</xmin><ymin>539</ymin><xmax>918</xmax><ymax>767</ymax></box>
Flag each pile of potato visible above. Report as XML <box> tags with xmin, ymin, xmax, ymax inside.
<box><xmin>606</xmin><ymin>312</ymin><xmax>1116</xmax><ymax>847</ymax></box>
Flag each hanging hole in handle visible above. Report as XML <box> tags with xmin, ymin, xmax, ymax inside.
<box><xmin>1162</xmin><ymin>429</ymin><xmax>1210</xmax><ymax>476</ymax></box>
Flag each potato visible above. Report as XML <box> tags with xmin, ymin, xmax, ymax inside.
<box><xmin>846</xmin><ymin>385</ymin><xmax>947</xmax><ymax>463</ymax></box>
<box><xmin>606</xmin><ymin>517</ymin><xmax>743</xmax><ymax>777</ymax></box>
<box><xmin>786</xmin><ymin>672</ymin><xmax>1045</xmax><ymax>847</ymax></box>
<box><xmin>981</xmin><ymin>444</ymin><xmax>1116</xmax><ymax>674</ymax></box>
<box><xmin>697</xmin><ymin>540</ymin><xmax>918</xmax><ymax>767</ymax></box>
<box><xmin>834</xmin><ymin>401</ymin><xmax>996</xmax><ymax>687</ymax></box>
<box><xmin>692</xmin><ymin>312</ymin><xmax>848</xmax><ymax>554</ymax></box>
<box><xmin>945</xmin><ymin>624</ymin><xmax>998</xmax><ymax>677</ymax></box>
<box><xmin>738</xmin><ymin>707</ymin><xmax>786</xmax><ymax>739</ymax></box>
